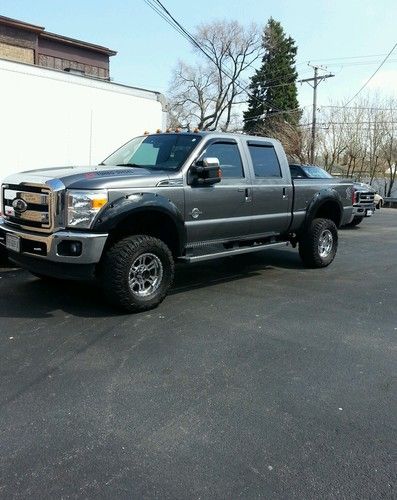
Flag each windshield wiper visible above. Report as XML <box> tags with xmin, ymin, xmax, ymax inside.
<box><xmin>116</xmin><ymin>163</ymin><xmax>146</xmax><ymax>168</ymax></box>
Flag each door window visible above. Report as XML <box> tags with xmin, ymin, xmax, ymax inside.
<box><xmin>248</xmin><ymin>145</ymin><xmax>282</xmax><ymax>178</ymax></box>
<box><xmin>203</xmin><ymin>142</ymin><xmax>244</xmax><ymax>178</ymax></box>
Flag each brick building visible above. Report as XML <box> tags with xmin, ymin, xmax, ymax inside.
<box><xmin>0</xmin><ymin>15</ymin><xmax>116</xmax><ymax>79</ymax></box>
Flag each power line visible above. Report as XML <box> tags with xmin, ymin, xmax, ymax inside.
<box><xmin>323</xmin><ymin>59</ymin><xmax>397</xmax><ymax>68</ymax></box>
<box><xmin>319</xmin><ymin>105</ymin><xmax>397</xmax><ymax>111</ymax></box>
<box><xmin>343</xmin><ymin>42</ymin><xmax>397</xmax><ymax>107</ymax></box>
<box><xmin>303</xmin><ymin>53</ymin><xmax>388</xmax><ymax>63</ymax></box>
<box><xmin>299</xmin><ymin>121</ymin><xmax>397</xmax><ymax>127</ymax></box>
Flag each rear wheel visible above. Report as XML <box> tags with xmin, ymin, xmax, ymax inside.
<box><xmin>347</xmin><ymin>216</ymin><xmax>364</xmax><ymax>227</ymax></box>
<box><xmin>0</xmin><ymin>246</ymin><xmax>8</xmax><ymax>265</ymax></box>
<box><xmin>299</xmin><ymin>218</ymin><xmax>338</xmax><ymax>268</ymax></box>
<box><xmin>99</xmin><ymin>235</ymin><xmax>174</xmax><ymax>312</ymax></box>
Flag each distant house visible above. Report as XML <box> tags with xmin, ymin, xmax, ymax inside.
<box><xmin>0</xmin><ymin>15</ymin><xmax>116</xmax><ymax>79</ymax></box>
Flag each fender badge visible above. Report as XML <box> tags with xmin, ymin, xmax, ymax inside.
<box><xmin>190</xmin><ymin>207</ymin><xmax>203</xmax><ymax>219</ymax></box>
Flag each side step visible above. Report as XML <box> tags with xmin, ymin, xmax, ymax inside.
<box><xmin>179</xmin><ymin>241</ymin><xmax>288</xmax><ymax>263</ymax></box>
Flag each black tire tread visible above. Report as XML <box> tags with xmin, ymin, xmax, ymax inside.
<box><xmin>299</xmin><ymin>218</ymin><xmax>338</xmax><ymax>268</ymax></box>
<box><xmin>100</xmin><ymin>235</ymin><xmax>174</xmax><ymax>312</ymax></box>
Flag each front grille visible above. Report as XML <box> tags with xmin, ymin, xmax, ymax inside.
<box><xmin>358</xmin><ymin>191</ymin><xmax>375</xmax><ymax>205</ymax></box>
<box><xmin>2</xmin><ymin>183</ymin><xmax>54</xmax><ymax>233</ymax></box>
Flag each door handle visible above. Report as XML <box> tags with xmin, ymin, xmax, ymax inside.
<box><xmin>282</xmin><ymin>187</ymin><xmax>288</xmax><ymax>199</ymax></box>
<box><xmin>238</xmin><ymin>187</ymin><xmax>251</xmax><ymax>201</ymax></box>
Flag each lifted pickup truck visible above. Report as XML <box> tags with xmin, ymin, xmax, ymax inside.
<box><xmin>1</xmin><ymin>132</ymin><xmax>354</xmax><ymax>312</ymax></box>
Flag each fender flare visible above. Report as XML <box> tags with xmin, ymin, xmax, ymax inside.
<box><xmin>304</xmin><ymin>188</ymin><xmax>344</xmax><ymax>228</ymax></box>
<box><xmin>93</xmin><ymin>192</ymin><xmax>186</xmax><ymax>254</ymax></box>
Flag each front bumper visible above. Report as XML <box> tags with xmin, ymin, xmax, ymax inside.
<box><xmin>0</xmin><ymin>218</ymin><xmax>108</xmax><ymax>264</ymax></box>
<box><xmin>352</xmin><ymin>204</ymin><xmax>376</xmax><ymax>218</ymax></box>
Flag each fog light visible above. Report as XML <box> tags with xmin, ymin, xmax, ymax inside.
<box><xmin>57</xmin><ymin>240</ymin><xmax>82</xmax><ymax>257</ymax></box>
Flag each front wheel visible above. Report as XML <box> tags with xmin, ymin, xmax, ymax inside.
<box><xmin>99</xmin><ymin>235</ymin><xmax>174</xmax><ymax>312</ymax></box>
<box><xmin>299</xmin><ymin>218</ymin><xmax>338</xmax><ymax>268</ymax></box>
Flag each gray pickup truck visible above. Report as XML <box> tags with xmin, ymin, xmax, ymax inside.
<box><xmin>0</xmin><ymin>132</ymin><xmax>354</xmax><ymax>312</ymax></box>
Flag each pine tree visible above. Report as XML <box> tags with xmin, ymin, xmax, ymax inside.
<box><xmin>244</xmin><ymin>18</ymin><xmax>300</xmax><ymax>134</ymax></box>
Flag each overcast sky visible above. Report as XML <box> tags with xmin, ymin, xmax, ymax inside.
<box><xmin>2</xmin><ymin>0</ymin><xmax>396</xmax><ymax>110</ymax></box>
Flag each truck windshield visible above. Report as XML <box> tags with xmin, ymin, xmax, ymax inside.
<box><xmin>301</xmin><ymin>166</ymin><xmax>333</xmax><ymax>178</ymax></box>
<box><xmin>102</xmin><ymin>134</ymin><xmax>202</xmax><ymax>171</ymax></box>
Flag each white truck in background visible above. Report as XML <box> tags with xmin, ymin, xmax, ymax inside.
<box><xmin>0</xmin><ymin>58</ymin><xmax>167</xmax><ymax>185</ymax></box>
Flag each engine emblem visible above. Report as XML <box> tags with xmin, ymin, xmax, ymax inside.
<box><xmin>12</xmin><ymin>198</ymin><xmax>28</xmax><ymax>213</ymax></box>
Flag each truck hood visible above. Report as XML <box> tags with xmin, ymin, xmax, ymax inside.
<box><xmin>3</xmin><ymin>164</ymin><xmax>173</xmax><ymax>190</ymax></box>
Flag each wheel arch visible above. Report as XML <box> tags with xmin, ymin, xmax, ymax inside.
<box><xmin>305</xmin><ymin>190</ymin><xmax>343</xmax><ymax>228</ymax></box>
<box><xmin>93</xmin><ymin>193</ymin><xmax>186</xmax><ymax>257</ymax></box>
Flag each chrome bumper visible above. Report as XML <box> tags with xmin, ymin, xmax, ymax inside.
<box><xmin>352</xmin><ymin>204</ymin><xmax>375</xmax><ymax>217</ymax></box>
<box><xmin>0</xmin><ymin>218</ymin><xmax>108</xmax><ymax>264</ymax></box>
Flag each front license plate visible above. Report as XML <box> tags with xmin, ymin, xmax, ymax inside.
<box><xmin>6</xmin><ymin>234</ymin><xmax>21</xmax><ymax>253</ymax></box>
<box><xmin>366</xmin><ymin>209</ymin><xmax>373</xmax><ymax>216</ymax></box>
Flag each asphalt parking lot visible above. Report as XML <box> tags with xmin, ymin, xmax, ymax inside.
<box><xmin>0</xmin><ymin>209</ymin><xmax>396</xmax><ymax>498</ymax></box>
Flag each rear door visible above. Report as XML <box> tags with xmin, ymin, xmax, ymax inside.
<box><xmin>184</xmin><ymin>138</ymin><xmax>253</xmax><ymax>244</ymax></box>
<box><xmin>244</xmin><ymin>140</ymin><xmax>292</xmax><ymax>236</ymax></box>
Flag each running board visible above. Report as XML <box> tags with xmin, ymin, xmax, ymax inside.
<box><xmin>179</xmin><ymin>241</ymin><xmax>288</xmax><ymax>263</ymax></box>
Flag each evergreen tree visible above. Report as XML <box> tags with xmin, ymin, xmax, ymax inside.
<box><xmin>244</xmin><ymin>18</ymin><xmax>300</xmax><ymax>133</ymax></box>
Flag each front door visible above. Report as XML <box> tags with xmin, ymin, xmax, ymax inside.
<box><xmin>184</xmin><ymin>139</ymin><xmax>253</xmax><ymax>244</ymax></box>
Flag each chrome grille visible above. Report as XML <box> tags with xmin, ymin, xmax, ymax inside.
<box><xmin>2</xmin><ymin>183</ymin><xmax>54</xmax><ymax>232</ymax></box>
<box><xmin>358</xmin><ymin>191</ymin><xmax>375</xmax><ymax>205</ymax></box>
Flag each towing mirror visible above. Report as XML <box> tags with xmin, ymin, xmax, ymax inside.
<box><xmin>189</xmin><ymin>157</ymin><xmax>222</xmax><ymax>186</ymax></box>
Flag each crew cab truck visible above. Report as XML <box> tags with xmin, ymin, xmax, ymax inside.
<box><xmin>0</xmin><ymin>132</ymin><xmax>354</xmax><ymax>312</ymax></box>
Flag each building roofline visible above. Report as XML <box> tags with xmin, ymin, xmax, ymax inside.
<box><xmin>40</xmin><ymin>32</ymin><xmax>117</xmax><ymax>56</ymax></box>
<box><xmin>0</xmin><ymin>15</ymin><xmax>117</xmax><ymax>56</ymax></box>
<box><xmin>0</xmin><ymin>15</ymin><xmax>44</xmax><ymax>33</ymax></box>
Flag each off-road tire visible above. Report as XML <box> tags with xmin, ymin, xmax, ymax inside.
<box><xmin>347</xmin><ymin>216</ymin><xmax>364</xmax><ymax>227</ymax></box>
<box><xmin>100</xmin><ymin>235</ymin><xmax>174</xmax><ymax>312</ymax></box>
<box><xmin>0</xmin><ymin>246</ymin><xmax>8</xmax><ymax>265</ymax></box>
<box><xmin>30</xmin><ymin>272</ymin><xmax>61</xmax><ymax>281</ymax></box>
<box><xmin>299</xmin><ymin>218</ymin><xmax>338</xmax><ymax>268</ymax></box>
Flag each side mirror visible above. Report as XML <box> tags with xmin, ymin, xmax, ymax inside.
<box><xmin>189</xmin><ymin>157</ymin><xmax>222</xmax><ymax>186</ymax></box>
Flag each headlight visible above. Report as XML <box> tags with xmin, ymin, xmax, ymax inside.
<box><xmin>66</xmin><ymin>190</ymin><xmax>108</xmax><ymax>228</ymax></box>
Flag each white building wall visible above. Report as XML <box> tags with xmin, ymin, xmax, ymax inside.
<box><xmin>0</xmin><ymin>59</ymin><xmax>166</xmax><ymax>183</ymax></box>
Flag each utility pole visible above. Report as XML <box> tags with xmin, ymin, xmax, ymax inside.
<box><xmin>299</xmin><ymin>65</ymin><xmax>334</xmax><ymax>164</ymax></box>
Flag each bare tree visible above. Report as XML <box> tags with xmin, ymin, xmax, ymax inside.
<box><xmin>257</xmin><ymin>112</ymin><xmax>311</xmax><ymax>163</ymax></box>
<box><xmin>168</xmin><ymin>20</ymin><xmax>261</xmax><ymax>131</ymax></box>
<box><xmin>382</xmin><ymin>98</ymin><xmax>397</xmax><ymax>196</ymax></box>
<box><xmin>311</xmin><ymin>96</ymin><xmax>396</xmax><ymax>193</ymax></box>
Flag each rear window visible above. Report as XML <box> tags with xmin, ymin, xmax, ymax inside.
<box><xmin>248</xmin><ymin>145</ymin><xmax>282</xmax><ymax>178</ymax></box>
<box><xmin>302</xmin><ymin>166</ymin><xmax>332</xmax><ymax>178</ymax></box>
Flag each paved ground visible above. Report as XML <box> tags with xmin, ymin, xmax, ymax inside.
<box><xmin>0</xmin><ymin>210</ymin><xmax>396</xmax><ymax>499</ymax></box>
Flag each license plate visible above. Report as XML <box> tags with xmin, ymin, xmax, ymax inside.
<box><xmin>366</xmin><ymin>209</ymin><xmax>373</xmax><ymax>216</ymax></box>
<box><xmin>6</xmin><ymin>234</ymin><xmax>21</xmax><ymax>253</ymax></box>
